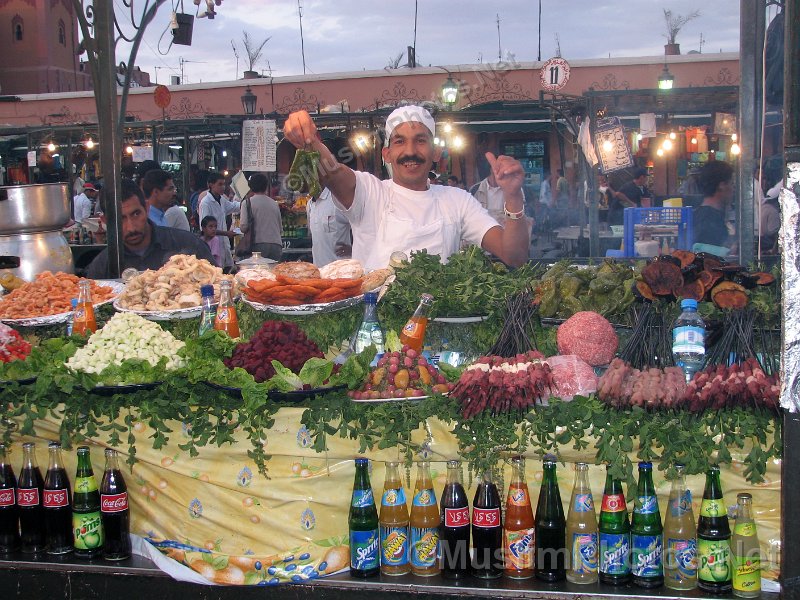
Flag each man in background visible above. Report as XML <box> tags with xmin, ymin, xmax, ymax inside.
<box><xmin>307</xmin><ymin>187</ymin><xmax>352</xmax><ymax>266</ymax></box>
<box><xmin>142</xmin><ymin>169</ymin><xmax>190</xmax><ymax>231</ymax></box>
<box><xmin>73</xmin><ymin>182</ymin><xmax>98</xmax><ymax>223</ymax></box>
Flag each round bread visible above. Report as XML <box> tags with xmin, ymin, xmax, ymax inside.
<box><xmin>319</xmin><ymin>259</ymin><xmax>364</xmax><ymax>280</ymax></box>
<box><xmin>361</xmin><ymin>268</ymin><xmax>393</xmax><ymax>293</ymax></box>
<box><xmin>272</xmin><ymin>261</ymin><xmax>320</xmax><ymax>280</ymax></box>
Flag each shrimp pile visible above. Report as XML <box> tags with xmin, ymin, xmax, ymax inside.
<box><xmin>116</xmin><ymin>254</ymin><xmax>233</xmax><ymax>311</ymax></box>
<box><xmin>0</xmin><ymin>272</ymin><xmax>116</xmax><ymax>319</ymax></box>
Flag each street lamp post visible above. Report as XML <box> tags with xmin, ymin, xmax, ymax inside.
<box><xmin>441</xmin><ymin>76</ymin><xmax>458</xmax><ymax>109</ymax></box>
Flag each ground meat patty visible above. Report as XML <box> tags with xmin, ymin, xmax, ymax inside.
<box><xmin>557</xmin><ymin>311</ymin><xmax>618</xmax><ymax>366</ymax></box>
<box><xmin>546</xmin><ymin>355</ymin><xmax>598</xmax><ymax>401</ymax></box>
<box><xmin>272</xmin><ymin>261</ymin><xmax>320</xmax><ymax>280</ymax></box>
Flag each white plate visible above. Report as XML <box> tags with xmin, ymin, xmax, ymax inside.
<box><xmin>0</xmin><ymin>280</ymin><xmax>124</xmax><ymax>327</ymax></box>
<box><xmin>431</xmin><ymin>315</ymin><xmax>489</xmax><ymax>324</ymax></box>
<box><xmin>351</xmin><ymin>395</ymin><xmax>429</xmax><ymax>403</ymax></box>
<box><xmin>242</xmin><ymin>292</ymin><xmax>366</xmax><ymax>316</ymax></box>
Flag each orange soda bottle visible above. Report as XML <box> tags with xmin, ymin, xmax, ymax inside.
<box><xmin>72</xmin><ymin>279</ymin><xmax>97</xmax><ymax>335</ymax></box>
<box><xmin>504</xmin><ymin>455</ymin><xmax>535</xmax><ymax>579</ymax></box>
<box><xmin>409</xmin><ymin>461</ymin><xmax>440</xmax><ymax>576</ymax></box>
<box><xmin>379</xmin><ymin>461</ymin><xmax>410</xmax><ymax>575</ymax></box>
<box><xmin>213</xmin><ymin>280</ymin><xmax>239</xmax><ymax>338</ymax></box>
<box><xmin>399</xmin><ymin>293</ymin><xmax>433</xmax><ymax>353</ymax></box>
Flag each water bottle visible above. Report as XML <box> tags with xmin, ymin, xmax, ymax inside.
<box><xmin>351</xmin><ymin>292</ymin><xmax>385</xmax><ymax>355</ymax></box>
<box><xmin>198</xmin><ymin>284</ymin><xmax>217</xmax><ymax>336</ymax></box>
<box><xmin>66</xmin><ymin>298</ymin><xmax>78</xmax><ymax>336</ymax></box>
<box><xmin>672</xmin><ymin>299</ymin><xmax>705</xmax><ymax>382</ymax></box>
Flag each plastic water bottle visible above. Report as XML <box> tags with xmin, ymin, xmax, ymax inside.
<box><xmin>351</xmin><ymin>292</ymin><xmax>385</xmax><ymax>355</ymax></box>
<box><xmin>672</xmin><ymin>299</ymin><xmax>705</xmax><ymax>382</ymax></box>
<box><xmin>198</xmin><ymin>284</ymin><xmax>217</xmax><ymax>336</ymax></box>
<box><xmin>66</xmin><ymin>298</ymin><xmax>78</xmax><ymax>336</ymax></box>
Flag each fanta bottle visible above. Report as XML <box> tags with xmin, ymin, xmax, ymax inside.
<box><xmin>72</xmin><ymin>279</ymin><xmax>97</xmax><ymax>336</ymax></box>
<box><xmin>503</xmin><ymin>456</ymin><xmax>535</xmax><ymax>579</ymax></box>
<box><xmin>399</xmin><ymin>294</ymin><xmax>433</xmax><ymax>353</ymax></box>
<box><xmin>409</xmin><ymin>461</ymin><xmax>440</xmax><ymax>576</ymax></box>
<box><xmin>379</xmin><ymin>461</ymin><xmax>410</xmax><ymax>575</ymax></box>
<box><xmin>213</xmin><ymin>279</ymin><xmax>239</xmax><ymax>338</ymax></box>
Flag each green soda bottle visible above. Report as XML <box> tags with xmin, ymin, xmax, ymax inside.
<box><xmin>630</xmin><ymin>461</ymin><xmax>663</xmax><ymax>588</ymax></box>
<box><xmin>697</xmin><ymin>466</ymin><xmax>732</xmax><ymax>594</ymax></box>
<box><xmin>349</xmin><ymin>457</ymin><xmax>379</xmax><ymax>577</ymax></box>
<box><xmin>598</xmin><ymin>466</ymin><xmax>631</xmax><ymax>585</ymax></box>
<box><xmin>72</xmin><ymin>446</ymin><xmax>104</xmax><ymax>558</ymax></box>
<box><xmin>732</xmin><ymin>493</ymin><xmax>761</xmax><ymax>598</ymax></box>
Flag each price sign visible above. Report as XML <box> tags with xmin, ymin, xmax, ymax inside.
<box><xmin>540</xmin><ymin>57</ymin><xmax>571</xmax><ymax>92</ymax></box>
<box><xmin>594</xmin><ymin>117</ymin><xmax>634</xmax><ymax>174</ymax></box>
<box><xmin>241</xmin><ymin>119</ymin><xmax>277</xmax><ymax>172</ymax></box>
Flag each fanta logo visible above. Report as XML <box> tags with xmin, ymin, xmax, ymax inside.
<box><xmin>43</xmin><ymin>489</ymin><xmax>69</xmax><ymax>508</ymax></box>
<box><xmin>17</xmin><ymin>488</ymin><xmax>39</xmax><ymax>506</ymax></box>
<box><xmin>509</xmin><ymin>532</ymin><xmax>534</xmax><ymax>558</ymax></box>
<box><xmin>511</xmin><ymin>489</ymin><xmax>526</xmax><ymax>503</ymax></box>
<box><xmin>0</xmin><ymin>489</ymin><xmax>14</xmax><ymax>506</ymax></box>
<box><xmin>472</xmin><ymin>507</ymin><xmax>500</xmax><ymax>527</ymax></box>
<box><xmin>101</xmin><ymin>493</ymin><xmax>129</xmax><ymax>512</ymax></box>
<box><xmin>218</xmin><ymin>308</ymin><xmax>229</xmax><ymax>320</ymax></box>
<box><xmin>416</xmin><ymin>531</ymin><xmax>439</xmax><ymax>561</ymax></box>
<box><xmin>383</xmin><ymin>531</ymin><xmax>407</xmax><ymax>560</ymax></box>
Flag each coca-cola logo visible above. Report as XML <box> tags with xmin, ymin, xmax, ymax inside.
<box><xmin>17</xmin><ymin>487</ymin><xmax>40</xmax><ymax>507</ymax></box>
<box><xmin>101</xmin><ymin>493</ymin><xmax>128</xmax><ymax>513</ymax></box>
<box><xmin>43</xmin><ymin>489</ymin><xmax>69</xmax><ymax>508</ymax></box>
<box><xmin>0</xmin><ymin>489</ymin><xmax>14</xmax><ymax>506</ymax></box>
<box><xmin>472</xmin><ymin>507</ymin><xmax>501</xmax><ymax>528</ymax></box>
<box><xmin>445</xmin><ymin>507</ymin><xmax>469</xmax><ymax>528</ymax></box>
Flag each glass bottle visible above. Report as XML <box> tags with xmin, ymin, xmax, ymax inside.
<box><xmin>697</xmin><ymin>466</ymin><xmax>732</xmax><ymax>594</ymax></box>
<box><xmin>672</xmin><ymin>298</ymin><xmax>705</xmax><ymax>382</ymax></box>
<box><xmin>213</xmin><ymin>280</ymin><xmax>240</xmax><ymax>338</ymax></box>
<box><xmin>349</xmin><ymin>457</ymin><xmax>379</xmax><ymax>578</ymax></box>
<box><xmin>379</xmin><ymin>461</ymin><xmax>410</xmax><ymax>576</ymax></box>
<box><xmin>43</xmin><ymin>442</ymin><xmax>73</xmax><ymax>555</ymax></box>
<box><xmin>630</xmin><ymin>461</ymin><xmax>663</xmax><ymax>588</ymax></box>
<box><xmin>73</xmin><ymin>446</ymin><xmax>104</xmax><ymax>558</ymax></box>
<box><xmin>399</xmin><ymin>293</ymin><xmax>433</xmax><ymax>353</ymax></box>
<box><xmin>732</xmin><ymin>493</ymin><xmax>760</xmax><ymax>598</ymax></box>
<box><xmin>535</xmin><ymin>455</ymin><xmax>566</xmax><ymax>582</ymax></box>
<box><xmin>663</xmin><ymin>463</ymin><xmax>697</xmax><ymax>590</ymax></box>
<box><xmin>566</xmin><ymin>462</ymin><xmax>599</xmax><ymax>584</ymax></box>
<box><xmin>100</xmin><ymin>448</ymin><xmax>131</xmax><ymax>561</ymax></box>
<box><xmin>598</xmin><ymin>466</ymin><xmax>631</xmax><ymax>585</ymax></box>
<box><xmin>471</xmin><ymin>469</ymin><xmax>503</xmax><ymax>579</ymax></box>
<box><xmin>17</xmin><ymin>442</ymin><xmax>45</xmax><ymax>554</ymax></box>
<box><xmin>73</xmin><ymin>279</ymin><xmax>97</xmax><ymax>336</ymax></box>
<box><xmin>351</xmin><ymin>292</ymin><xmax>385</xmax><ymax>355</ymax></box>
<box><xmin>504</xmin><ymin>456</ymin><xmax>535</xmax><ymax>579</ymax></box>
<box><xmin>409</xmin><ymin>461</ymin><xmax>440</xmax><ymax>576</ymax></box>
<box><xmin>439</xmin><ymin>460</ymin><xmax>470</xmax><ymax>579</ymax></box>
<box><xmin>198</xmin><ymin>284</ymin><xmax>217</xmax><ymax>336</ymax></box>
<box><xmin>0</xmin><ymin>443</ymin><xmax>20</xmax><ymax>554</ymax></box>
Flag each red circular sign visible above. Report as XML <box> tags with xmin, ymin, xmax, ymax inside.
<box><xmin>540</xmin><ymin>57</ymin><xmax>571</xmax><ymax>92</ymax></box>
<box><xmin>153</xmin><ymin>85</ymin><xmax>172</xmax><ymax>109</ymax></box>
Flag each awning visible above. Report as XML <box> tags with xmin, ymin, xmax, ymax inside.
<box><xmin>456</xmin><ymin>120</ymin><xmax>562</xmax><ymax>134</ymax></box>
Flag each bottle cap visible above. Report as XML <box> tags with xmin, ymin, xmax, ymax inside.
<box><xmin>680</xmin><ymin>298</ymin><xmax>698</xmax><ymax>310</ymax></box>
<box><xmin>354</xmin><ymin>457</ymin><xmax>368</xmax><ymax>466</ymax></box>
<box><xmin>638</xmin><ymin>461</ymin><xmax>652</xmax><ymax>469</ymax></box>
<box><xmin>363</xmin><ymin>292</ymin><xmax>377</xmax><ymax>304</ymax></box>
<box><xmin>200</xmin><ymin>284</ymin><xmax>215</xmax><ymax>297</ymax></box>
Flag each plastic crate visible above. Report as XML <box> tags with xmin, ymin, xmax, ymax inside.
<box><xmin>622</xmin><ymin>207</ymin><xmax>693</xmax><ymax>257</ymax></box>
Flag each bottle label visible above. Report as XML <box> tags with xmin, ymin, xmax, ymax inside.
<box><xmin>635</xmin><ymin>495</ymin><xmax>658</xmax><ymax>514</ymax></box>
<box><xmin>507</xmin><ymin>486</ymin><xmax>529</xmax><ymax>507</ymax></box>
<box><xmin>73</xmin><ymin>511</ymin><xmax>104</xmax><ymax>550</ymax></box>
<box><xmin>571</xmin><ymin>532</ymin><xmax>599</xmax><ymax>574</ymax></box>
<box><xmin>349</xmin><ymin>529</ymin><xmax>379</xmax><ymax>571</ymax></box>
<box><xmin>666</xmin><ymin>537</ymin><xmax>697</xmax><ymax>579</ymax></box>
<box><xmin>381</xmin><ymin>487</ymin><xmax>406</xmax><ymax>507</ymax></box>
<box><xmin>0</xmin><ymin>489</ymin><xmax>15</xmax><ymax>506</ymax></box>
<box><xmin>504</xmin><ymin>527</ymin><xmax>534</xmax><ymax>570</ymax></box>
<box><xmin>673</xmin><ymin>325</ymin><xmax>705</xmax><ymax>354</ymax></box>
<box><xmin>601</xmin><ymin>493</ymin><xmax>626</xmax><ymax>513</ymax></box>
<box><xmin>75</xmin><ymin>475</ymin><xmax>98</xmax><ymax>493</ymax></box>
<box><xmin>472</xmin><ymin>507</ymin><xmax>501</xmax><ymax>528</ymax></box>
<box><xmin>412</xmin><ymin>488</ymin><xmax>435</xmax><ymax>507</ymax></box>
<box><xmin>699</xmin><ymin>498</ymin><xmax>725</xmax><ymax>518</ymax></box>
<box><xmin>733</xmin><ymin>521</ymin><xmax>756</xmax><ymax>536</ymax></box>
<box><xmin>600</xmin><ymin>532</ymin><xmax>630</xmax><ymax>575</ymax></box>
<box><xmin>697</xmin><ymin>538</ymin><xmax>731</xmax><ymax>584</ymax></box>
<box><xmin>444</xmin><ymin>507</ymin><xmax>470</xmax><ymax>528</ymax></box>
<box><xmin>573</xmin><ymin>493</ymin><xmax>595</xmax><ymax>513</ymax></box>
<box><xmin>16</xmin><ymin>487</ymin><xmax>39</xmax><ymax>507</ymax></box>
<box><xmin>43</xmin><ymin>489</ymin><xmax>70</xmax><ymax>508</ymax></box>
<box><xmin>410</xmin><ymin>526</ymin><xmax>439</xmax><ymax>568</ymax></box>
<box><xmin>670</xmin><ymin>490</ymin><xmax>692</xmax><ymax>517</ymax></box>
<box><xmin>733</xmin><ymin>554</ymin><xmax>761</xmax><ymax>594</ymax></box>
<box><xmin>101</xmin><ymin>492</ymin><xmax>129</xmax><ymax>513</ymax></box>
<box><xmin>216</xmin><ymin>307</ymin><xmax>231</xmax><ymax>322</ymax></box>
<box><xmin>351</xmin><ymin>489</ymin><xmax>374</xmax><ymax>508</ymax></box>
<box><xmin>631</xmin><ymin>533</ymin><xmax>663</xmax><ymax>577</ymax></box>
<box><xmin>380</xmin><ymin>525</ymin><xmax>409</xmax><ymax>566</ymax></box>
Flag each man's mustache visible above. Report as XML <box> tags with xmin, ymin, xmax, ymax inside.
<box><xmin>397</xmin><ymin>155</ymin><xmax>426</xmax><ymax>165</ymax></box>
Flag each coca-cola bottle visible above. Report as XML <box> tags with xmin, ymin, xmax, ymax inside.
<box><xmin>471</xmin><ymin>469</ymin><xmax>503</xmax><ymax>579</ymax></box>
<box><xmin>43</xmin><ymin>441</ymin><xmax>73</xmax><ymax>554</ymax></box>
<box><xmin>0</xmin><ymin>443</ymin><xmax>20</xmax><ymax>554</ymax></box>
<box><xmin>100</xmin><ymin>448</ymin><xmax>131</xmax><ymax>560</ymax></box>
<box><xmin>439</xmin><ymin>460</ymin><xmax>470</xmax><ymax>579</ymax></box>
<box><xmin>73</xmin><ymin>446</ymin><xmax>104</xmax><ymax>558</ymax></box>
<box><xmin>17</xmin><ymin>442</ymin><xmax>45</xmax><ymax>554</ymax></box>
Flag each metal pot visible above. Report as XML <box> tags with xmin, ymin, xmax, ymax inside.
<box><xmin>0</xmin><ymin>183</ymin><xmax>71</xmax><ymax>234</ymax></box>
<box><xmin>0</xmin><ymin>231</ymin><xmax>74</xmax><ymax>281</ymax></box>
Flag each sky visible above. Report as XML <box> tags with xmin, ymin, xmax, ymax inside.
<box><xmin>121</xmin><ymin>0</ymin><xmax>745</xmax><ymax>86</ymax></box>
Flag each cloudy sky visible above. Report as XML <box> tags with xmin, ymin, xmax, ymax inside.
<box><xmin>123</xmin><ymin>0</ymin><xmax>749</xmax><ymax>85</ymax></box>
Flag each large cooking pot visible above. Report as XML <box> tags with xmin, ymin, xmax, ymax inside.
<box><xmin>0</xmin><ymin>231</ymin><xmax>74</xmax><ymax>281</ymax></box>
<box><xmin>0</xmin><ymin>183</ymin><xmax>71</xmax><ymax>234</ymax></box>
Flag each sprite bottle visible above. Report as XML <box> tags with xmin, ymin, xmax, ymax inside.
<box><xmin>630</xmin><ymin>461</ymin><xmax>663</xmax><ymax>588</ymax></box>
<box><xmin>349</xmin><ymin>457</ymin><xmax>379</xmax><ymax>577</ymax></box>
<box><xmin>697</xmin><ymin>466</ymin><xmax>732</xmax><ymax>594</ymax></box>
<box><xmin>598</xmin><ymin>466</ymin><xmax>631</xmax><ymax>585</ymax></box>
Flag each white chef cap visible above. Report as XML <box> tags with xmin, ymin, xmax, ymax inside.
<box><xmin>385</xmin><ymin>105</ymin><xmax>436</xmax><ymax>140</ymax></box>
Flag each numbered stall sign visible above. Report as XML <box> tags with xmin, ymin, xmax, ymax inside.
<box><xmin>540</xmin><ymin>57</ymin><xmax>571</xmax><ymax>92</ymax></box>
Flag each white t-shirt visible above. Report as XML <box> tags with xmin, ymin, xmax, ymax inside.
<box><xmin>334</xmin><ymin>172</ymin><xmax>499</xmax><ymax>272</ymax></box>
<box><xmin>73</xmin><ymin>193</ymin><xmax>93</xmax><ymax>222</ymax></box>
<box><xmin>307</xmin><ymin>189</ymin><xmax>351</xmax><ymax>267</ymax></box>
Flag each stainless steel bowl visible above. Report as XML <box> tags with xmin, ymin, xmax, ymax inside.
<box><xmin>0</xmin><ymin>231</ymin><xmax>74</xmax><ymax>281</ymax></box>
<box><xmin>0</xmin><ymin>183</ymin><xmax>71</xmax><ymax>234</ymax></box>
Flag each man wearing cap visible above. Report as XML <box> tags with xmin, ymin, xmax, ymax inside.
<box><xmin>283</xmin><ymin>106</ymin><xmax>530</xmax><ymax>270</ymax></box>
<box><xmin>73</xmin><ymin>182</ymin><xmax>98</xmax><ymax>223</ymax></box>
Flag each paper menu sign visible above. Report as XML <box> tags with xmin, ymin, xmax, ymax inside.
<box><xmin>593</xmin><ymin>117</ymin><xmax>634</xmax><ymax>174</ymax></box>
<box><xmin>241</xmin><ymin>119</ymin><xmax>277</xmax><ymax>172</ymax></box>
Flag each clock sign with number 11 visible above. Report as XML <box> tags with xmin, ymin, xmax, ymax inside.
<box><xmin>540</xmin><ymin>57</ymin><xmax>571</xmax><ymax>92</ymax></box>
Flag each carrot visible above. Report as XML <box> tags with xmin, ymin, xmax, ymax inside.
<box><xmin>283</xmin><ymin>284</ymin><xmax>320</xmax><ymax>298</ymax></box>
<box><xmin>250</xmin><ymin>279</ymin><xmax>281</xmax><ymax>292</ymax></box>
<box><xmin>314</xmin><ymin>286</ymin><xmax>349</xmax><ymax>302</ymax></box>
<box><xmin>327</xmin><ymin>277</ymin><xmax>363</xmax><ymax>290</ymax></box>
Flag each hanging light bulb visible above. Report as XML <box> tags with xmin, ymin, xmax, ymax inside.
<box><xmin>731</xmin><ymin>143</ymin><xmax>741</xmax><ymax>155</ymax></box>
<box><xmin>662</xmin><ymin>139</ymin><xmax>673</xmax><ymax>151</ymax></box>
<box><xmin>656</xmin><ymin>148</ymin><xmax>665</xmax><ymax>157</ymax></box>
<box><xmin>731</xmin><ymin>133</ymin><xmax>738</xmax><ymax>142</ymax></box>
<box><xmin>47</xmin><ymin>142</ymin><xmax>56</xmax><ymax>152</ymax></box>
<box><xmin>690</xmin><ymin>137</ymin><xmax>698</xmax><ymax>145</ymax></box>
<box><xmin>85</xmin><ymin>138</ymin><xmax>95</xmax><ymax>149</ymax></box>
<box><xmin>669</xmin><ymin>131</ymin><xmax>676</xmax><ymax>140</ymax></box>
<box><xmin>452</xmin><ymin>135</ymin><xmax>464</xmax><ymax>150</ymax></box>
<box><xmin>636</xmin><ymin>133</ymin><xmax>643</xmax><ymax>141</ymax></box>
<box><xmin>602</xmin><ymin>140</ymin><xmax>613</xmax><ymax>152</ymax></box>
<box><xmin>125</xmin><ymin>145</ymin><xmax>134</xmax><ymax>155</ymax></box>
<box><xmin>443</xmin><ymin>122</ymin><xmax>453</xmax><ymax>134</ymax></box>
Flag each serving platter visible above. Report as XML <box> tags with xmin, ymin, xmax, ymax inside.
<box><xmin>113</xmin><ymin>300</ymin><xmax>204</xmax><ymax>321</ymax></box>
<box><xmin>351</xmin><ymin>395</ymin><xmax>429</xmax><ymax>404</ymax></box>
<box><xmin>241</xmin><ymin>293</ymin><xmax>365</xmax><ymax>316</ymax></box>
<box><xmin>431</xmin><ymin>315</ymin><xmax>489</xmax><ymax>324</ymax></box>
<box><xmin>203</xmin><ymin>380</ymin><xmax>347</xmax><ymax>401</ymax></box>
<box><xmin>0</xmin><ymin>280</ymin><xmax>125</xmax><ymax>327</ymax></box>
<box><xmin>0</xmin><ymin>376</ymin><xmax>36</xmax><ymax>387</ymax></box>
<box><xmin>89</xmin><ymin>381</ymin><xmax>163</xmax><ymax>396</ymax></box>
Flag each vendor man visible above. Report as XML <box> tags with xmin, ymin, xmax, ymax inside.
<box><xmin>283</xmin><ymin>105</ymin><xmax>530</xmax><ymax>271</ymax></box>
<box><xmin>85</xmin><ymin>180</ymin><xmax>214</xmax><ymax>279</ymax></box>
